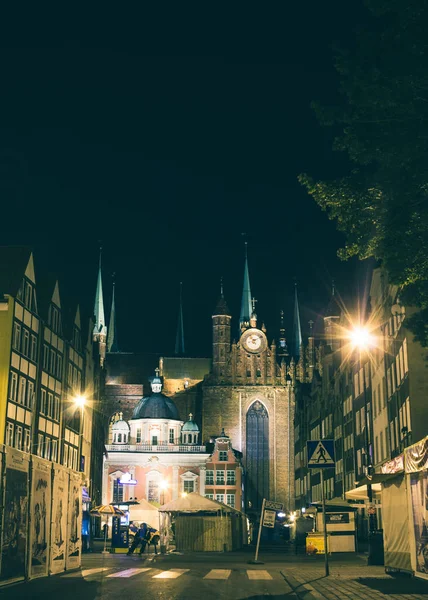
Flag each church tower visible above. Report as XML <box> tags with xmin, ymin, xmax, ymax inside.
<box><xmin>107</xmin><ymin>277</ymin><xmax>119</xmax><ymax>353</ymax></box>
<box><xmin>202</xmin><ymin>249</ymin><xmax>296</xmax><ymax>514</ymax></box>
<box><xmin>212</xmin><ymin>279</ymin><xmax>231</xmax><ymax>381</ymax></box>
<box><xmin>93</xmin><ymin>248</ymin><xmax>107</xmax><ymax>365</ymax></box>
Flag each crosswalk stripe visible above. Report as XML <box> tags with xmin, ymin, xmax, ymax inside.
<box><xmin>247</xmin><ymin>570</ymin><xmax>273</xmax><ymax>580</ymax></box>
<box><xmin>153</xmin><ymin>568</ymin><xmax>189</xmax><ymax>579</ymax></box>
<box><xmin>108</xmin><ymin>568</ymin><xmax>151</xmax><ymax>578</ymax></box>
<box><xmin>63</xmin><ymin>567</ymin><xmax>112</xmax><ymax>578</ymax></box>
<box><xmin>203</xmin><ymin>569</ymin><xmax>231</xmax><ymax>580</ymax></box>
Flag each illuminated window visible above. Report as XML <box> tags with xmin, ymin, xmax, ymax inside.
<box><xmin>169</xmin><ymin>429</ymin><xmax>174</xmax><ymax>443</ymax></box>
<box><xmin>15</xmin><ymin>425</ymin><xmax>22</xmax><ymax>451</ymax></box>
<box><xmin>18</xmin><ymin>377</ymin><xmax>26</xmax><ymax>405</ymax></box>
<box><xmin>216</xmin><ymin>494</ymin><xmax>224</xmax><ymax>503</ymax></box>
<box><xmin>219</xmin><ymin>451</ymin><xmax>228</xmax><ymax>461</ymax></box>
<box><xmin>6</xmin><ymin>422</ymin><xmax>14</xmax><ymax>446</ymax></box>
<box><xmin>226</xmin><ymin>494</ymin><xmax>235</xmax><ymax>508</ymax></box>
<box><xmin>26</xmin><ymin>380</ymin><xmax>34</xmax><ymax>409</ymax></box>
<box><xmin>136</xmin><ymin>428</ymin><xmax>142</xmax><ymax>443</ymax></box>
<box><xmin>226</xmin><ymin>470</ymin><xmax>235</xmax><ymax>485</ymax></box>
<box><xmin>23</xmin><ymin>429</ymin><xmax>30</xmax><ymax>453</ymax></box>
<box><xmin>12</xmin><ymin>322</ymin><xmax>21</xmax><ymax>350</ymax></box>
<box><xmin>206</xmin><ymin>470</ymin><xmax>214</xmax><ymax>485</ymax></box>
<box><xmin>183</xmin><ymin>480</ymin><xmax>194</xmax><ymax>494</ymax></box>
<box><xmin>30</xmin><ymin>334</ymin><xmax>37</xmax><ymax>361</ymax></box>
<box><xmin>8</xmin><ymin>371</ymin><xmax>18</xmax><ymax>402</ymax></box>
<box><xmin>152</xmin><ymin>435</ymin><xmax>158</xmax><ymax>445</ymax></box>
<box><xmin>216</xmin><ymin>470</ymin><xmax>225</xmax><ymax>485</ymax></box>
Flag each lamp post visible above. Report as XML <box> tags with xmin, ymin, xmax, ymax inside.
<box><xmin>348</xmin><ymin>327</ymin><xmax>377</xmax><ymax>533</ymax></box>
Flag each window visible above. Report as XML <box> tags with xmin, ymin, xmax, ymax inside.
<box><xmin>219</xmin><ymin>451</ymin><xmax>228</xmax><ymax>461</ymax></box>
<box><xmin>15</xmin><ymin>425</ymin><xmax>22</xmax><ymax>450</ymax></box>
<box><xmin>152</xmin><ymin>435</ymin><xmax>158</xmax><ymax>445</ymax></box>
<box><xmin>118</xmin><ymin>433</ymin><xmax>122</xmax><ymax>443</ymax></box>
<box><xmin>22</xmin><ymin>329</ymin><xmax>30</xmax><ymax>357</ymax></box>
<box><xmin>355</xmin><ymin>410</ymin><xmax>361</xmax><ymax>435</ymax></box>
<box><xmin>6</xmin><ymin>422</ymin><xmax>14</xmax><ymax>446</ymax></box>
<box><xmin>73</xmin><ymin>326</ymin><xmax>81</xmax><ymax>351</ymax></box>
<box><xmin>30</xmin><ymin>334</ymin><xmax>37</xmax><ymax>361</ymax></box>
<box><xmin>45</xmin><ymin>437</ymin><xmax>51</xmax><ymax>460</ymax></box>
<box><xmin>43</xmin><ymin>344</ymin><xmax>49</xmax><ymax>371</ymax></box>
<box><xmin>49</xmin><ymin>305</ymin><xmax>61</xmax><ymax>334</ymax></box>
<box><xmin>56</xmin><ymin>354</ymin><xmax>63</xmax><ymax>380</ymax></box>
<box><xmin>24</xmin><ymin>280</ymin><xmax>33</xmax><ymax>310</ymax></box>
<box><xmin>26</xmin><ymin>380</ymin><xmax>34</xmax><ymax>409</ymax></box>
<box><xmin>9</xmin><ymin>371</ymin><xmax>18</xmax><ymax>402</ymax></box>
<box><xmin>169</xmin><ymin>428</ymin><xmax>174</xmax><ymax>444</ymax></box>
<box><xmin>68</xmin><ymin>363</ymin><xmax>73</xmax><ymax>386</ymax></box>
<box><xmin>216</xmin><ymin>470</ymin><xmax>225</xmax><ymax>485</ymax></box>
<box><xmin>206</xmin><ymin>470</ymin><xmax>214</xmax><ymax>485</ymax></box>
<box><xmin>205</xmin><ymin>494</ymin><xmax>214</xmax><ymax>500</ymax></box>
<box><xmin>54</xmin><ymin>396</ymin><xmax>60</xmax><ymax>421</ymax></box>
<box><xmin>13</xmin><ymin>322</ymin><xmax>21</xmax><ymax>350</ymax></box>
<box><xmin>136</xmin><ymin>428</ymin><xmax>142</xmax><ymax>443</ymax></box>
<box><xmin>52</xmin><ymin>439</ymin><xmax>58</xmax><ymax>462</ymax></box>
<box><xmin>47</xmin><ymin>392</ymin><xmax>53</xmax><ymax>418</ymax></box>
<box><xmin>113</xmin><ymin>478</ymin><xmax>124</xmax><ymax>503</ymax></box>
<box><xmin>226</xmin><ymin>494</ymin><xmax>235</xmax><ymax>508</ymax></box>
<box><xmin>183</xmin><ymin>480</ymin><xmax>195</xmax><ymax>493</ymax></box>
<box><xmin>24</xmin><ymin>429</ymin><xmax>31</xmax><ymax>453</ymax></box>
<box><xmin>18</xmin><ymin>377</ymin><xmax>26</xmax><ymax>405</ymax></box>
<box><xmin>40</xmin><ymin>388</ymin><xmax>46</xmax><ymax>414</ymax></box>
<box><xmin>216</xmin><ymin>494</ymin><xmax>225</xmax><ymax>503</ymax></box>
<box><xmin>226</xmin><ymin>470</ymin><xmax>235</xmax><ymax>485</ymax></box>
<box><xmin>50</xmin><ymin>349</ymin><xmax>55</xmax><ymax>374</ymax></box>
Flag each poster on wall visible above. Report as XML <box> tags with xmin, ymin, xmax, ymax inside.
<box><xmin>65</xmin><ymin>473</ymin><xmax>81</xmax><ymax>570</ymax></box>
<box><xmin>410</xmin><ymin>471</ymin><xmax>428</xmax><ymax>576</ymax></box>
<box><xmin>0</xmin><ymin>449</ymin><xmax>30</xmax><ymax>582</ymax></box>
<box><xmin>50</xmin><ymin>465</ymin><xmax>69</xmax><ymax>574</ymax></box>
<box><xmin>29</xmin><ymin>457</ymin><xmax>52</xmax><ymax>578</ymax></box>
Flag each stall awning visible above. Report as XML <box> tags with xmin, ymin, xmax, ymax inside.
<box><xmin>345</xmin><ymin>473</ymin><xmax>402</xmax><ymax>501</ymax></box>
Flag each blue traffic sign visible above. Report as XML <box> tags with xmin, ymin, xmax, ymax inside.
<box><xmin>307</xmin><ymin>440</ymin><xmax>335</xmax><ymax>469</ymax></box>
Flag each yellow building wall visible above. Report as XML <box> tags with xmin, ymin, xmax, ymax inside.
<box><xmin>0</xmin><ymin>297</ymin><xmax>13</xmax><ymax>444</ymax></box>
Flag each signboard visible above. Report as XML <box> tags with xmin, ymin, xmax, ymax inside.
<box><xmin>263</xmin><ymin>510</ymin><xmax>276</xmax><ymax>528</ymax></box>
<box><xmin>306</xmin><ymin>534</ymin><xmax>327</xmax><ymax>555</ymax></box>
<box><xmin>264</xmin><ymin>500</ymin><xmax>283</xmax><ymax>511</ymax></box>
<box><xmin>111</xmin><ymin>516</ymin><xmax>129</xmax><ymax>548</ymax></box>
<box><xmin>307</xmin><ymin>440</ymin><xmax>335</xmax><ymax>469</ymax></box>
<box><xmin>325</xmin><ymin>513</ymin><xmax>350</xmax><ymax>524</ymax></box>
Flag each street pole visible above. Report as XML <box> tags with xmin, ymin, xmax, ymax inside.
<box><xmin>251</xmin><ymin>498</ymin><xmax>265</xmax><ymax>564</ymax></box>
<box><xmin>320</xmin><ymin>470</ymin><xmax>329</xmax><ymax>577</ymax></box>
<box><xmin>361</xmin><ymin>351</ymin><xmax>377</xmax><ymax>532</ymax></box>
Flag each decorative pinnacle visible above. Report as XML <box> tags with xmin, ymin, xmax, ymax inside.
<box><xmin>220</xmin><ymin>276</ymin><xmax>224</xmax><ymax>297</ymax></box>
<box><xmin>309</xmin><ymin>319</ymin><xmax>314</xmax><ymax>334</ymax></box>
<box><xmin>189</xmin><ymin>413</ymin><xmax>193</xmax><ymax>420</ymax></box>
<box><xmin>251</xmin><ymin>297</ymin><xmax>257</xmax><ymax>312</ymax></box>
<box><xmin>155</xmin><ymin>367</ymin><xmax>160</xmax><ymax>377</ymax></box>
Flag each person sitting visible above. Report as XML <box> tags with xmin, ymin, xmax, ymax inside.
<box><xmin>128</xmin><ymin>522</ymin><xmax>147</xmax><ymax>555</ymax></box>
<box><xmin>140</xmin><ymin>525</ymin><xmax>160</xmax><ymax>555</ymax></box>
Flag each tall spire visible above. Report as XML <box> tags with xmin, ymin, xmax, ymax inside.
<box><xmin>175</xmin><ymin>282</ymin><xmax>185</xmax><ymax>355</ymax></box>
<box><xmin>107</xmin><ymin>276</ymin><xmax>119</xmax><ymax>353</ymax></box>
<box><xmin>93</xmin><ymin>247</ymin><xmax>107</xmax><ymax>339</ymax></box>
<box><xmin>239</xmin><ymin>242</ymin><xmax>252</xmax><ymax>331</ymax></box>
<box><xmin>292</xmin><ymin>283</ymin><xmax>302</xmax><ymax>359</ymax></box>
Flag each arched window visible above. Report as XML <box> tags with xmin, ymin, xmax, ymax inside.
<box><xmin>246</xmin><ymin>401</ymin><xmax>269</xmax><ymax>511</ymax></box>
<box><xmin>118</xmin><ymin>433</ymin><xmax>122</xmax><ymax>443</ymax></box>
<box><xmin>113</xmin><ymin>433</ymin><xmax>116</xmax><ymax>443</ymax></box>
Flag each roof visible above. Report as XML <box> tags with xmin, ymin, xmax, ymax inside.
<box><xmin>213</xmin><ymin>295</ymin><xmax>231</xmax><ymax>316</ymax></box>
<box><xmin>111</xmin><ymin>419</ymin><xmax>130</xmax><ymax>432</ymax></box>
<box><xmin>131</xmin><ymin>392</ymin><xmax>180</xmax><ymax>420</ymax></box>
<box><xmin>182</xmin><ymin>416</ymin><xmax>199</xmax><ymax>432</ymax></box>
<box><xmin>161</xmin><ymin>357</ymin><xmax>211</xmax><ymax>380</ymax></box>
<box><xmin>0</xmin><ymin>246</ymin><xmax>32</xmax><ymax>298</ymax></box>
<box><xmin>159</xmin><ymin>492</ymin><xmax>241</xmax><ymax>514</ymax></box>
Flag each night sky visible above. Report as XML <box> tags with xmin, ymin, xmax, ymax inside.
<box><xmin>0</xmin><ymin>3</ymin><xmax>372</xmax><ymax>356</ymax></box>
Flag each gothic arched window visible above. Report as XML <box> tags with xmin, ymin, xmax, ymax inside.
<box><xmin>246</xmin><ymin>401</ymin><xmax>269</xmax><ymax>511</ymax></box>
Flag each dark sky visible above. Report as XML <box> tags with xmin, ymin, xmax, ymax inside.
<box><xmin>0</xmin><ymin>3</ymin><xmax>372</xmax><ymax>356</ymax></box>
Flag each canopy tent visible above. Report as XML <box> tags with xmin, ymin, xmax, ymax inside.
<box><xmin>345</xmin><ymin>473</ymin><xmax>399</xmax><ymax>501</ymax></box>
<box><xmin>159</xmin><ymin>493</ymin><xmax>247</xmax><ymax>551</ymax></box>
<box><xmin>159</xmin><ymin>492</ymin><xmax>238</xmax><ymax>514</ymax></box>
<box><xmin>128</xmin><ymin>498</ymin><xmax>160</xmax><ymax>530</ymax></box>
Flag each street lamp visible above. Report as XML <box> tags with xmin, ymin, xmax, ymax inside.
<box><xmin>160</xmin><ymin>480</ymin><xmax>168</xmax><ymax>505</ymax></box>
<box><xmin>348</xmin><ymin>326</ymin><xmax>377</xmax><ymax>533</ymax></box>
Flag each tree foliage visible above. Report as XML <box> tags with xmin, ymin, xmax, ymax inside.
<box><xmin>299</xmin><ymin>0</ymin><xmax>428</xmax><ymax>344</ymax></box>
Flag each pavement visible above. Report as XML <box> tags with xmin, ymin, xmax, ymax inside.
<box><xmin>0</xmin><ymin>547</ymin><xmax>428</xmax><ymax>599</ymax></box>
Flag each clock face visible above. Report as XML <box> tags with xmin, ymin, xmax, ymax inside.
<box><xmin>241</xmin><ymin>329</ymin><xmax>266</xmax><ymax>353</ymax></box>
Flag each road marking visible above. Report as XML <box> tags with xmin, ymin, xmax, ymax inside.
<box><xmin>108</xmin><ymin>568</ymin><xmax>151</xmax><ymax>578</ymax></box>
<box><xmin>63</xmin><ymin>567</ymin><xmax>112</xmax><ymax>578</ymax></box>
<box><xmin>203</xmin><ymin>569</ymin><xmax>231</xmax><ymax>580</ymax></box>
<box><xmin>247</xmin><ymin>570</ymin><xmax>273</xmax><ymax>580</ymax></box>
<box><xmin>153</xmin><ymin>569</ymin><xmax>189</xmax><ymax>579</ymax></box>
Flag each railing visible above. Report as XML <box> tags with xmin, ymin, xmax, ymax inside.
<box><xmin>105</xmin><ymin>444</ymin><xmax>206</xmax><ymax>453</ymax></box>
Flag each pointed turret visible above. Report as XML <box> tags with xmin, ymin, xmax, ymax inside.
<box><xmin>277</xmin><ymin>309</ymin><xmax>289</xmax><ymax>359</ymax></box>
<box><xmin>212</xmin><ymin>278</ymin><xmax>231</xmax><ymax>380</ymax></box>
<box><xmin>93</xmin><ymin>248</ymin><xmax>107</xmax><ymax>340</ymax></box>
<box><xmin>324</xmin><ymin>280</ymin><xmax>341</xmax><ymax>351</ymax></box>
<box><xmin>107</xmin><ymin>277</ymin><xmax>119</xmax><ymax>353</ymax></box>
<box><xmin>239</xmin><ymin>242</ymin><xmax>252</xmax><ymax>331</ymax></box>
<box><xmin>175</xmin><ymin>282</ymin><xmax>185</xmax><ymax>355</ymax></box>
<box><xmin>292</xmin><ymin>284</ymin><xmax>302</xmax><ymax>360</ymax></box>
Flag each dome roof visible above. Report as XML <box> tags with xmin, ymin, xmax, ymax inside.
<box><xmin>112</xmin><ymin>419</ymin><xmax>130</xmax><ymax>432</ymax></box>
<box><xmin>131</xmin><ymin>393</ymin><xmax>180</xmax><ymax>421</ymax></box>
<box><xmin>182</xmin><ymin>414</ymin><xmax>199</xmax><ymax>432</ymax></box>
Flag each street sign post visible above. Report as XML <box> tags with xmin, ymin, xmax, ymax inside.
<box><xmin>249</xmin><ymin>498</ymin><xmax>284</xmax><ymax>564</ymax></box>
<box><xmin>307</xmin><ymin>440</ymin><xmax>335</xmax><ymax>577</ymax></box>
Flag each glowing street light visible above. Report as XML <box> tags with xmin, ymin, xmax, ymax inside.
<box><xmin>73</xmin><ymin>394</ymin><xmax>86</xmax><ymax>408</ymax></box>
<box><xmin>348</xmin><ymin>326</ymin><xmax>374</xmax><ymax>351</ymax></box>
<box><xmin>181</xmin><ymin>492</ymin><xmax>188</xmax><ymax>498</ymax></box>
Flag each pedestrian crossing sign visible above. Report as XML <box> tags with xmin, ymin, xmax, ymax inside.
<box><xmin>307</xmin><ymin>440</ymin><xmax>335</xmax><ymax>469</ymax></box>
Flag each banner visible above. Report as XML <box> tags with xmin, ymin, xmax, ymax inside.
<box><xmin>0</xmin><ymin>449</ymin><xmax>30</xmax><ymax>582</ymax></box>
<box><xmin>50</xmin><ymin>466</ymin><xmax>69</xmax><ymax>573</ymax></box>
<box><xmin>405</xmin><ymin>437</ymin><xmax>428</xmax><ymax>474</ymax></box>
<box><xmin>410</xmin><ymin>471</ymin><xmax>428</xmax><ymax>575</ymax></box>
<box><xmin>29</xmin><ymin>457</ymin><xmax>52</xmax><ymax>578</ymax></box>
<box><xmin>65</xmin><ymin>473</ymin><xmax>81</xmax><ymax>570</ymax></box>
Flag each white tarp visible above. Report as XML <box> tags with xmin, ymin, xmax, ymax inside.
<box><xmin>159</xmin><ymin>492</ymin><xmax>236</xmax><ymax>513</ymax></box>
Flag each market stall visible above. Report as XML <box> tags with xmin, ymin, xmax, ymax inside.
<box><xmin>159</xmin><ymin>492</ymin><xmax>247</xmax><ymax>552</ymax></box>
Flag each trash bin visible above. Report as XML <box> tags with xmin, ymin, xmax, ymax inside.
<box><xmin>368</xmin><ymin>529</ymin><xmax>384</xmax><ymax>565</ymax></box>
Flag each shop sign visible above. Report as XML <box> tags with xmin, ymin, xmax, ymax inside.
<box><xmin>325</xmin><ymin>513</ymin><xmax>350</xmax><ymax>524</ymax></box>
<box><xmin>263</xmin><ymin>509</ymin><xmax>276</xmax><ymax>528</ymax></box>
